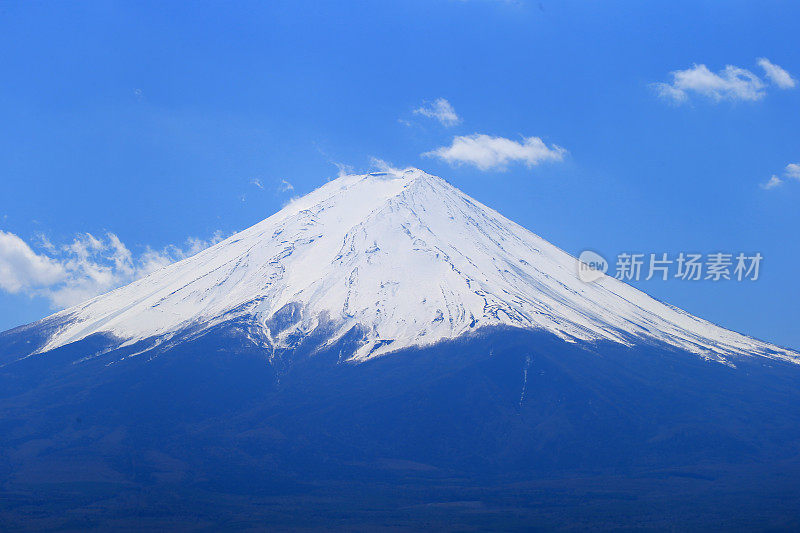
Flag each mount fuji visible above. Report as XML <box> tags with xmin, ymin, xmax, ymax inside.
<box><xmin>2</xmin><ymin>168</ymin><xmax>800</xmax><ymax>529</ymax></box>
<box><xmin>9</xmin><ymin>168</ymin><xmax>797</xmax><ymax>365</ymax></box>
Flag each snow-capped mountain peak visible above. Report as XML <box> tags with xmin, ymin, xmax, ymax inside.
<box><xmin>32</xmin><ymin>167</ymin><xmax>798</xmax><ymax>364</ymax></box>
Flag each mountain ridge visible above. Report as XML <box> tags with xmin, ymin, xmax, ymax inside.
<box><xmin>10</xmin><ymin>167</ymin><xmax>798</xmax><ymax>364</ymax></box>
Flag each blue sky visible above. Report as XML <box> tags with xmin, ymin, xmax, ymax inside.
<box><xmin>1</xmin><ymin>0</ymin><xmax>799</xmax><ymax>348</ymax></box>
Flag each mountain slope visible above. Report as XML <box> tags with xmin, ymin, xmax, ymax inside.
<box><xmin>15</xmin><ymin>167</ymin><xmax>797</xmax><ymax>364</ymax></box>
<box><xmin>3</xmin><ymin>323</ymin><xmax>800</xmax><ymax>530</ymax></box>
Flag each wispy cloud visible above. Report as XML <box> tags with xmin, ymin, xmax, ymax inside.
<box><xmin>423</xmin><ymin>133</ymin><xmax>566</xmax><ymax>171</ymax></box>
<box><xmin>760</xmin><ymin>175</ymin><xmax>783</xmax><ymax>190</ymax></box>
<box><xmin>785</xmin><ymin>163</ymin><xmax>800</xmax><ymax>180</ymax></box>
<box><xmin>760</xmin><ymin>163</ymin><xmax>800</xmax><ymax>191</ymax></box>
<box><xmin>413</xmin><ymin>98</ymin><xmax>461</xmax><ymax>127</ymax></box>
<box><xmin>333</xmin><ymin>162</ymin><xmax>355</xmax><ymax>178</ymax></box>
<box><xmin>0</xmin><ymin>230</ymin><xmax>226</xmax><ymax>309</ymax></box>
<box><xmin>250</xmin><ymin>177</ymin><xmax>293</xmax><ymax>194</ymax></box>
<box><xmin>758</xmin><ymin>58</ymin><xmax>796</xmax><ymax>89</ymax></box>
<box><xmin>369</xmin><ymin>157</ymin><xmax>405</xmax><ymax>174</ymax></box>
<box><xmin>653</xmin><ymin>58</ymin><xmax>795</xmax><ymax>104</ymax></box>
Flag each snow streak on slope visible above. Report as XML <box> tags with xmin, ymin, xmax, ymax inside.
<box><xmin>31</xmin><ymin>169</ymin><xmax>798</xmax><ymax>363</ymax></box>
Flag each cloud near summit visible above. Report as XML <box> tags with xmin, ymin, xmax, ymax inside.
<box><xmin>0</xmin><ymin>230</ymin><xmax>226</xmax><ymax>309</ymax></box>
<box><xmin>423</xmin><ymin>134</ymin><xmax>566</xmax><ymax>171</ymax></box>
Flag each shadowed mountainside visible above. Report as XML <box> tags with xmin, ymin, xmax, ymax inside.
<box><xmin>2</xmin><ymin>324</ymin><xmax>800</xmax><ymax>529</ymax></box>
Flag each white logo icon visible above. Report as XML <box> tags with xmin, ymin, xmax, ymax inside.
<box><xmin>577</xmin><ymin>250</ymin><xmax>608</xmax><ymax>283</ymax></box>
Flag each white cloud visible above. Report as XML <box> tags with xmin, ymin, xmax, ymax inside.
<box><xmin>36</xmin><ymin>233</ymin><xmax>56</xmax><ymax>253</ymax></box>
<box><xmin>654</xmin><ymin>63</ymin><xmax>766</xmax><ymax>103</ymax></box>
<box><xmin>0</xmin><ymin>230</ymin><xmax>226</xmax><ymax>309</ymax></box>
<box><xmin>784</xmin><ymin>163</ymin><xmax>800</xmax><ymax>180</ymax></box>
<box><xmin>413</xmin><ymin>98</ymin><xmax>461</xmax><ymax>127</ymax></box>
<box><xmin>333</xmin><ymin>162</ymin><xmax>355</xmax><ymax>178</ymax></box>
<box><xmin>760</xmin><ymin>175</ymin><xmax>783</xmax><ymax>190</ymax></box>
<box><xmin>758</xmin><ymin>58</ymin><xmax>796</xmax><ymax>89</ymax></box>
<box><xmin>653</xmin><ymin>83</ymin><xmax>689</xmax><ymax>104</ymax></box>
<box><xmin>0</xmin><ymin>231</ymin><xmax>66</xmax><ymax>294</ymax></box>
<box><xmin>278</xmin><ymin>179</ymin><xmax>294</xmax><ymax>192</ymax></box>
<box><xmin>369</xmin><ymin>157</ymin><xmax>404</xmax><ymax>174</ymax></box>
<box><xmin>423</xmin><ymin>133</ymin><xmax>566</xmax><ymax>171</ymax></box>
<box><xmin>250</xmin><ymin>178</ymin><xmax>264</xmax><ymax>189</ymax></box>
<box><xmin>760</xmin><ymin>163</ymin><xmax>800</xmax><ymax>191</ymax></box>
